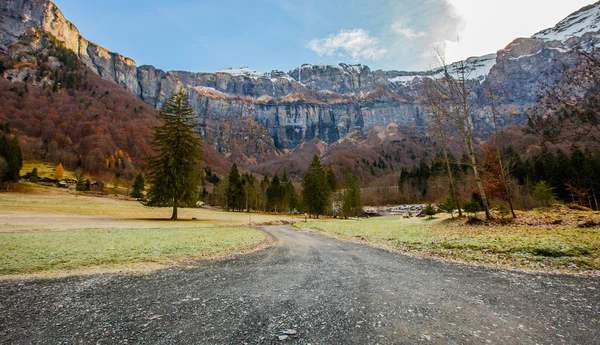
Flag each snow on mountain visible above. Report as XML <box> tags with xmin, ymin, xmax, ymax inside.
<box><xmin>534</xmin><ymin>2</ymin><xmax>600</xmax><ymax>42</ymax></box>
<box><xmin>388</xmin><ymin>75</ymin><xmax>419</xmax><ymax>84</ymax></box>
<box><xmin>216</xmin><ymin>66</ymin><xmax>296</xmax><ymax>82</ymax></box>
<box><xmin>442</xmin><ymin>53</ymin><xmax>497</xmax><ymax>80</ymax></box>
<box><xmin>388</xmin><ymin>53</ymin><xmax>497</xmax><ymax>85</ymax></box>
<box><xmin>216</xmin><ymin>66</ymin><xmax>266</xmax><ymax>79</ymax></box>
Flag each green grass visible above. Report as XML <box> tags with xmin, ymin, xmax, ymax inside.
<box><xmin>0</xmin><ymin>185</ymin><xmax>295</xmax><ymax>277</ymax></box>
<box><xmin>300</xmin><ymin>217</ymin><xmax>600</xmax><ymax>273</ymax></box>
<box><xmin>0</xmin><ymin>226</ymin><xmax>266</xmax><ymax>275</ymax></box>
<box><xmin>20</xmin><ymin>160</ymin><xmax>77</xmax><ymax>179</ymax></box>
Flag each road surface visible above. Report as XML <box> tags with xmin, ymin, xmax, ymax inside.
<box><xmin>1</xmin><ymin>225</ymin><xmax>599</xmax><ymax>344</ymax></box>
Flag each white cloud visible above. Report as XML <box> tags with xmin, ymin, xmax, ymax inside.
<box><xmin>307</xmin><ymin>29</ymin><xmax>388</xmax><ymax>61</ymax></box>
<box><xmin>391</xmin><ymin>19</ymin><xmax>425</xmax><ymax>40</ymax></box>
<box><xmin>441</xmin><ymin>0</ymin><xmax>593</xmax><ymax>64</ymax></box>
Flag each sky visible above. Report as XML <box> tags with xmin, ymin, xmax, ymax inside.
<box><xmin>52</xmin><ymin>0</ymin><xmax>594</xmax><ymax>73</ymax></box>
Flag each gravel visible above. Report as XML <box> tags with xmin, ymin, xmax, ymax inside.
<box><xmin>1</xmin><ymin>225</ymin><xmax>598</xmax><ymax>344</ymax></box>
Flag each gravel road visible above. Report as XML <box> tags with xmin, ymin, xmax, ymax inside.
<box><xmin>1</xmin><ymin>225</ymin><xmax>598</xmax><ymax>344</ymax></box>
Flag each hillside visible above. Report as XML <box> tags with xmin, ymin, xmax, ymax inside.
<box><xmin>0</xmin><ymin>30</ymin><xmax>231</xmax><ymax>179</ymax></box>
<box><xmin>2</xmin><ymin>0</ymin><xmax>600</xmax><ymax>183</ymax></box>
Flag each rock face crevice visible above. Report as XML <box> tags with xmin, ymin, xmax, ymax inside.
<box><xmin>2</xmin><ymin>0</ymin><xmax>600</xmax><ymax>151</ymax></box>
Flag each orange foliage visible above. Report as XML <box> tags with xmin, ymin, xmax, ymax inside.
<box><xmin>54</xmin><ymin>163</ymin><xmax>64</xmax><ymax>180</ymax></box>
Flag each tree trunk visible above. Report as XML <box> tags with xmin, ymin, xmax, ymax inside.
<box><xmin>435</xmin><ymin>114</ymin><xmax>463</xmax><ymax>217</ymax></box>
<box><xmin>467</xmin><ymin>140</ymin><xmax>491</xmax><ymax>220</ymax></box>
<box><xmin>171</xmin><ymin>197</ymin><xmax>178</xmax><ymax>220</ymax></box>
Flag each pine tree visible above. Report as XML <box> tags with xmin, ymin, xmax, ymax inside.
<box><xmin>0</xmin><ymin>135</ymin><xmax>23</xmax><ymax>183</ymax></box>
<box><xmin>301</xmin><ymin>155</ymin><xmax>330</xmax><ymax>218</ymax></box>
<box><xmin>145</xmin><ymin>89</ymin><xmax>203</xmax><ymax>220</ymax></box>
<box><xmin>341</xmin><ymin>172</ymin><xmax>363</xmax><ymax>218</ymax></box>
<box><xmin>326</xmin><ymin>168</ymin><xmax>338</xmax><ymax>192</ymax></box>
<box><xmin>266</xmin><ymin>174</ymin><xmax>282</xmax><ymax>212</ymax></box>
<box><xmin>76</xmin><ymin>173</ymin><xmax>87</xmax><ymax>192</ymax></box>
<box><xmin>130</xmin><ymin>173</ymin><xmax>145</xmax><ymax>199</ymax></box>
<box><xmin>226</xmin><ymin>163</ymin><xmax>244</xmax><ymax>211</ymax></box>
<box><xmin>532</xmin><ymin>181</ymin><xmax>556</xmax><ymax>206</ymax></box>
<box><xmin>259</xmin><ymin>175</ymin><xmax>270</xmax><ymax>212</ymax></box>
<box><xmin>282</xmin><ymin>171</ymin><xmax>298</xmax><ymax>213</ymax></box>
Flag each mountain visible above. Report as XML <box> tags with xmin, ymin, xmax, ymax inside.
<box><xmin>2</xmin><ymin>0</ymin><xmax>600</xmax><ymax>174</ymax></box>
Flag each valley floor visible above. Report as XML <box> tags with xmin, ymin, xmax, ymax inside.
<box><xmin>301</xmin><ymin>211</ymin><xmax>600</xmax><ymax>275</ymax></box>
<box><xmin>1</xmin><ymin>225</ymin><xmax>598</xmax><ymax>344</ymax></box>
<box><xmin>0</xmin><ymin>184</ymin><xmax>294</xmax><ymax>279</ymax></box>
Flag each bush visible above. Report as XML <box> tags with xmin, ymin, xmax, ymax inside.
<box><xmin>424</xmin><ymin>204</ymin><xmax>436</xmax><ymax>219</ymax></box>
<box><xmin>492</xmin><ymin>204</ymin><xmax>510</xmax><ymax>219</ymax></box>
<box><xmin>463</xmin><ymin>200</ymin><xmax>481</xmax><ymax>218</ymax></box>
<box><xmin>439</xmin><ymin>195</ymin><xmax>457</xmax><ymax>218</ymax></box>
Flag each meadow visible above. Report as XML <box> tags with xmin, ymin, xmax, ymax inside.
<box><xmin>0</xmin><ymin>184</ymin><xmax>294</xmax><ymax>278</ymax></box>
<box><xmin>299</xmin><ymin>211</ymin><xmax>600</xmax><ymax>274</ymax></box>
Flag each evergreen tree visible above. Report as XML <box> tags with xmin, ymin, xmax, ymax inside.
<box><xmin>301</xmin><ymin>155</ymin><xmax>330</xmax><ymax>218</ymax></box>
<box><xmin>259</xmin><ymin>176</ymin><xmax>270</xmax><ymax>212</ymax></box>
<box><xmin>439</xmin><ymin>195</ymin><xmax>458</xmax><ymax>218</ymax></box>
<box><xmin>75</xmin><ymin>173</ymin><xmax>87</xmax><ymax>192</ymax></box>
<box><xmin>241</xmin><ymin>173</ymin><xmax>258</xmax><ymax>211</ymax></box>
<box><xmin>0</xmin><ymin>135</ymin><xmax>23</xmax><ymax>183</ymax></box>
<box><xmin>266</xmin><ymin>174</ymin><xmax>283</xmax><ymax>212</ymax></box>
<box><xmin>326</xmin><ymin>168</ymin><xmax>338</xmax><ymax>192</ymax></box>
<box><xmin>130</xmin><ymin>173</ymin><xmax>145</xmax><ymax>199</ymax></box>
<box><xmin>145</xmin><ymin>89</ymin><xmax>203</xmax><ymax>220</ymax></box>
<box><xmin>341</xmin><ymin>172</ymin><xmax>363</xmax><ymax>218</ymax></box>
<box><xmin>532</xmin><ymin>181</ymin><xmax>556</xmax><ymax>206</ymax></box>
<box><xmin>226</xmin><ymin>163</ymin><xmax>245</xmax><ymax>211</ymax></box>
<box><xmin>282</xmin><ymin>175</ymin><xmax>298</xmax><ymax>213</ymax></box>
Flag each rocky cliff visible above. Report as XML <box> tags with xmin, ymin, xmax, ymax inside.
<box><xmin>2</xmin><ymin>0</ymin><xmax>600</xmax><ymax>157</ymax></box>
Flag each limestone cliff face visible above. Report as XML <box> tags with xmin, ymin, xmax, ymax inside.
<box><xmin>2</xmin><ymin>0</ymin><xmax>600</xmax><ymax>154</ymax></box>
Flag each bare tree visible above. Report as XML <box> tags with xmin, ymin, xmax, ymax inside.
<box><xmin>423</xmin><ymin>52</ymin><xmax>491</xmax><ymax>219</ymax></box>
<box><xmin>486</xmin><ymin>86</ymin><xmax>517</xmax><ymax>218</ymax></box>
<box><xmin>426</xmin><ymin>109</ymin><xmax>463</xmax><ymax>217</ymax></box>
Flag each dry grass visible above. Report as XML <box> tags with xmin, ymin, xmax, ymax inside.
<box><xmin>0</xmin><ymin>184</ymin><xmax>295</xmax><ymax>278</ymax></box>
<box><xmin>20</xmin><ymin>160</ymin><xmax>77</xmax><ymax>180</ymax></box>
<box><xmin>300</xmin><ymin>210</ymin><xmax>600</xmax><ymax>274</ymax></box>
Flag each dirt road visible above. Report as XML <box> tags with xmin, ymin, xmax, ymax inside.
<box><xmin>1</xmin><ymin>226</ymin><xmax>598</xmax><ymax>344</ymax></box>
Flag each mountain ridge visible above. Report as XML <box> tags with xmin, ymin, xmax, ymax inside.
<box><xmin>2</xmin><ymin>0</ymin><xmax>600</xmax><ymax>167</ymax></box>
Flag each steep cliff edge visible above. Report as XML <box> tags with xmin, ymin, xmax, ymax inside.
<box><xmin>2</xmin><ymin>0</ymin><xmax>600</xmax><ymax>158</ymax></box>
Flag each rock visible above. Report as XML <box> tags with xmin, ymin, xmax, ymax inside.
<box><xmin>277</xmin><ymin>335</ymin><xmax>289</xmax><ymax>341</ymax></box>
<box><xmin>282</xmin><ymin>329</ymin><xmax>297</xmax><ymax>335</ymax></box>
<box><xmin>2</xmin><ymin>0</ymin><xmax>600</xmax><ymax>153</ymax></box>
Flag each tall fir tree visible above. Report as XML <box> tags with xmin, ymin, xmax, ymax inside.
<box><xmin>301</xmin><ymin>155</ymin><xmax>330</xmax><ymax>218</ymax></box>
<box><xmin>341</xmin><ymin>172</ymin><xmax>363</xmax><ymax>218</ymax></box>
<box><xmin>145</xmin><ymin>89</ymin><xmax>203</xmax><ymax>220</ymax></box>
<box><xmin>281</xmin><ymin>170</ymin><xmax>298</xmax><ymax>213</ymax></box>
<box><xmin>226</xmin><ymin>163</ymin><xmax>245</xmax><ymax>211</ymax></box>
<box><xmin>0</xmin><ymin>135</ymin><xmax>23</xmax><ymax>183</ymax></box>
<box><xmin>266</xmin><ymin>174</ymin><xmax>282</xmax><ymax>212</ymax></box>
<box><xmin>326</xmin><ymin>168</ymin><xmax>338</xmax><ymax>192</ymax></box>
<box><xmin>130</xmin><ymin>173</ymin><xmax>145</xmax><ymax>199</ymax></box>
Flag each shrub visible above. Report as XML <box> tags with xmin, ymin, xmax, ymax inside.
<box><xmin>492</xmin><ymin>204</ymin><xmax>510</xmax><ymax>219</ymax></box>
<box><xmin>424</xmin><ymin>204</ymin><xmax>436</xmax><ymax>219</ymax></box>
<box><xmin>463</xmin><ymin>200</ymin><xmax>481</xmax><ymax>218</ymax></box>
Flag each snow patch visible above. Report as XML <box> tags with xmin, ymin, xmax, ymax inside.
<box><xmin>388</xmin><ymin>53</ymin><xmax>497</xmax><ymax>84</ymax></box>
<box><xmin>534</xmin><ymin>3</ymin><xmax>600</xmax><ymax>42</ymax></box>
<box><xmin>217</xmin><ymin>66</ymin><xmax>265</xmax><ymax>79</ymax></box>
<box><xmin>388</xmin><ymin>75</ymin><xmax>419</xmax><ymax>84</ymax></box>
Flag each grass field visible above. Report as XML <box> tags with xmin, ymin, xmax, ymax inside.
<box><xmin>0</xmin><ymin>227</ymin><xmax>266</xmax><ymax>275</ymax></box>
<box><xmin>299</xmin><ymin>214</ymin><xmax>600</xmax><ymax>274</ymax></box>
<box><xmin>20</xmin><ymin>160</ymin><xmax>77</xmax><ymax>180</ymax></box>
<box><xmin>0</xmin><ymin>184</ymin><xmax>294</xmax><ymax>278</ymax></box>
